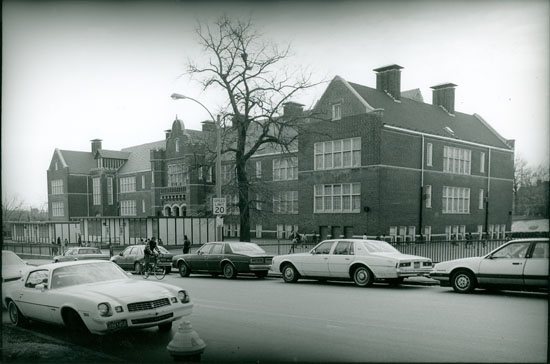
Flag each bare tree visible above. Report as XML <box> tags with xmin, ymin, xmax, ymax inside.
<box><xmin>188</xmin><ymin>16</ymin><xmax>321</xmax><ymax>241</ymax></box>
<box><xmin>2</xmin><ymin>194</ymin><xmax>26</xmax><ymax>223</ymax></box>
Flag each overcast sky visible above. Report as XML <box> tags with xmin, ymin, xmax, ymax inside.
<box><xmin>2</xmin><ymin>0</ymin><xmax>549</xmax><ymax>209</ymax></box>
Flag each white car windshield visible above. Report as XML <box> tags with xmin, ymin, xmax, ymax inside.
<box><xmin>51</xmin><ymin>262</ymin><xmax>128</xmax><ymax>289</ymax></box>
<box><xmin>361</xmin><ymin>241</ymin><xmax>400</xmax><ymax>253</ymax></box>
<box><xmin>230</xmin><ymin>243</ymin><xmax>266</xmax><ymax>254</ymax></box>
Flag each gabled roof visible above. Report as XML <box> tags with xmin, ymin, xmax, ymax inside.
<box><xmin>58</xmin><ymin>150</ymin><xmax>97</xmax><ymax>174</ymax></box>
<box><xmin>347</xmin><ymin>82</ymin><xmax>511</xmax><ymax>150</ymax></box>
<box><xmin>401</xmin><ymin>88</ymin><xmax>424</xmax><ymax>103</ymax></box>
<box><xmin>118</xmin><ymin>140</ymin><xmax>166</xmax><ymax>174</ymax></box>
<box><xmin>95</xmin><ymin>149</ymin><xmax>131</xmax><ymax>159</ymax></box>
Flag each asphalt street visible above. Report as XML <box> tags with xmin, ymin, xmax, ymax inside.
<box><xmin>2</xmin><ymin>271</ymin><xmax>548</xmax><ymax>363</ymax></box>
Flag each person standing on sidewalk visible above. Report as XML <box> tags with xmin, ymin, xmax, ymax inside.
<box><xmin>183</xmin><ymin>235</ymin><xmax>191</xmax><ymax>254</ymax></box>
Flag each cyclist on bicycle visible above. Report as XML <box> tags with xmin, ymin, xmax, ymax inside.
<box><xmin>144</xmin><ymin>237</ymin><xmax>161</xmax><ymax>274</ymax></box>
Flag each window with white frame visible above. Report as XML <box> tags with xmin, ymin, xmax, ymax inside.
<box><xmin>425</xmin><ymin>185</ymin><xmax>432</xmax><ymax>208</ymax></box>
<box><xmin>488</xmin><ymin>224</ymin><xmax>495</xmax><ymax>239</ymax></box>
<box><xmin>459</xmin><ymin>225</ymin><xmax>466</xmax><ymax>240</ymax></box>
<box><xmin>398</xmin><ymin>226</ymin><xmax>407</xmax><ymax>241</ymax></box>
<box><xmin>142</xmin><ymin>199</ymin><xmax>146</xmax><ymax>213</ymax></box>
<box><xmin>314</xmin><ymin>138</ymin><xmax>361</xmax><ymax>170</ymax></box>
<box><xmin>443</xmin><ymin>146</ymin><xmax>471</xmax><ymax>175</ymax></box>
<box><xmin>408</xmin><ymin>226</ymin><xmax>416</xmax><ymax>241</ymax></box>
<box><xmin>255</xmin><ymin>225</ymin><xmax>262</xmax><ymax>238</ymax></box>
<box><xmin>93</xmin><ymin>177</ymin><xmax>101</xmax><ymax>205</ymax></box>
<box><xmin>277</xmin><ymin>224</ymin><xmax>285</xmax><ymax>239</ymax></box>
<box><xmin>52</xmin><ymin>201</ymin><xmax>64</xmax><ymax>217</ymax></box>
<box><xmin>206</xmin><ymin>166</ymin><xmax>212</xmax><ymax>183</ymax></box>
<box><xmin>423</xmin><ymin>226</ymin><xmax>431</xmax><ymax>241</ymax></box>
<box><xmin>273</xmin><ymin>157</ymin><xmax>297</xmax><ymax>181</ymax></box>
<box><xmin>314</xmin><ymin>183</ymin><xmax>360</xmax><ymax>213</ymax></box>
<box><xmin>51</xmin><ymin>179</ymin><xmax>64</xmax><ymax>195</ymax></box>
<box><xmin>442</xmin><ymin>186</ymin><xmax>470</xmax><ymax>214</ymax></box>
<box><xmin>168</xmin><ymin>164</ymin><xmax>188</xmax><ymax>187</ymax></box>
<box><xmin>452</xmin><ymin>225</ymin><xmax>459</xmax><ymax>240</ymax></box>
<box><xmin>120</xmin><ymin>200</ymin><xmax>136</xmax><ymax>216</ymax></box>
<box><xmin>445</xmin><ymin>225</ymin><xmax>452</xmax><ymax>240</ymax></box>
<box><xmin>55</xmin><ymin>162</ymin><xmax>58</xmax><ymax>170</ymax></box>
<box><xmin>141</xmin><ymin>175</ymin><xmax>145</xmax><ymax>189</ymax></box>
<box><xmin>426</xmin><ymin>143</ymin><xmax>433</xmax><ymax>167</ymax></box>
<box><xmin>225</xmin><ymin>194</ymin><xmax>239</xmax><ymax>215</ymax></box>
<box><xmin>480</xmin><ymin>152</ymin><xmax>486</xmax><ymax>173</ymax></box>
<box><xmin>332</xmin><ymin>103</ymin><xmax>342</xmax><ymax>121</ymax></box>
<box><xmin>494</xmin><ymin>224</ymin><xmax>500</xmax><ymax>239</ymax></box>
<box><xmin>479</xmin><ymin>189</ymin><xmax>484</xmax><ymax>209</ymax></box>
<box><xmin>120</xmin><ymin>176</ymin><xmax>136</xmax><ymax>193</ymax></box>
<box><xmin>151</xmin><ymin>171</ymin><xmax>155</xmax><ymax>185</ymax></box>
<box><xmin>286</xmin><ymin>225</ymin><xmax>295</xmax><ymax>239</ymax></box>
<box><xmin>256</xmin><ymin>161</ymin><xmax>262</xmax><ymax>179</ymax></box>
<box><xmin>222</xmin><ymin>165</ymin><xmax>235</xmax><ymax>184</ymax></box>
<box><xmin>501</xmin><ymin>224</ymin><xmax>506</xmax><ymax>239</ymax></box>
<box><xmin>107</xmin><ymin>177</ymin><xmax>113</xmax><ymax>205</ymax></box>
<box><xmin>175</xmin><ymin>138</ymin><xmax>179</xmax><ymax>153</ymax></box>
<box><xmin>389</xmin><ymin>226</ymin><xmax>397</xmax><ymax>242</ymax></box>
<box><xmin>273</xmin><ymin>191</ymin><xmax>298</xmax><ymax>214</ymax></box>
<box><xmin>256</xmin><ymin>193</ymin><xmax>262</xmax><ymax>211</ymax></box>
<box><xmin>198</xmin><ymin>167</ymin><xmax>203</xmax><ymax>181</ymax></box>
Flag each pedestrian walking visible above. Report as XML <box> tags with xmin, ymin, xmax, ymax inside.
<box><xmin>466</xmin><ymin>232</ymin><xmax>473</xmax><ymax>248</ymax></box>
<box><xmin>183</xmin><ymin>235</ymin><xmax>191</xmax><ymax>254</ymax></box>
<box><xmin>57</xmin><ymin>237</ymin><xmax>63</xmax><ymax>255</ymax></box>
<box><xmin>289</xmin><ymin>230</ymin><xmax>301</xmax><ymax>253</ymax></box>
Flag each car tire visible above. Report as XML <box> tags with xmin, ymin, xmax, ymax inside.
<box><xmin>223</xmin><ymin>263</ymin><xmax>237</xmax><ymax>279</ymax></box>
<box><xmin>64</xmin><ymin>309</ymin><xmax>89</xmax><ymax>334</ymax></box>
<box><xmin>451</xmin><ymin>270</ymin><xmax>476</xmax><ymax>293</ymax></box>
<box><xmin>282</xmin><ymin>264</ymin><xmax>299</xmax><ymax>283</ymax></box>
<box><xmin>8</xmin><ymin>300</ymin><xmax>28</xmax><ymax>327</ymax></box>
<box><xmin>158</xmin><ymin>322</ymin><xmax>173</xmax><ymax>332</ymax></box>
<box><xmin>255</xmin><ymin>271</ymin><xmax>268</xmax><ymax>279</ymax></box>
<box><xmin>353</xmin><ymin>266</ymin><xmax>374</xmax><ymax>287</ymax></box>
<box><xmin>178</xmin><ymin>262</ymin><xmax>191</xmax><ymax>277</ymax></box>
<box><xmin>134</xmin><ymin>262</ymin><xmax>143</xmax><ymax>274</ymax></box>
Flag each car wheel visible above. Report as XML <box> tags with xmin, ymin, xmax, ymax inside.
<box><xmin>134</xmin><ymin>262</ymin><xmax>143</xmax><ymax>274</ymax></box>
<box><xmin>282</xmin><ymin>264</ymin><xmax>299</xmax><ymax>283</ymax></box>
<box><xmin>223</xmin><ymin>263</ymin><xmax>237</xmax><ymax>279</ymax></box>
<box><xmin>64</xmin><ymin>309</ymin><xmax>89</xmax><ymax>334</ymax></box>
<box><xmin>178</xmin><ymin>262</ymin><xmax>191</xmax><ymax>277</ymax></box>
<box><xmin>8</xmin><ymin>300</ymin><xmax>28</xmax><ymax>327</ymax></box>
<box><xmin>353</xmin><ymin>266</ymin><xmax>374</xmax><ymax>287</ymax></box>
<box><xmin>158</xmin><ymin>322</ymin><xmax>173</xmax><ymax>332</ymax></box>
<box><xmin>452</xmin><ymin>270</ymin><xmax>476</xmax><ymax>293</ymax></box>
<box><xmin>255</xmin><ymin>271</ymin><xmax>268</xmax><ymax>279</ymax></box>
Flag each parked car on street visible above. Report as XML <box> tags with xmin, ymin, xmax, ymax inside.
<box><xmin>53</xmin><ymin>247</ymin><xmax>110</xmax><ymax>263</ymax></box>
<box><xmin>271</xmin><ymin>239</ymin><xmax>432</xmax><ymax>287</ymax></box>
<box><xmin>4</xmin><ymin>260</ymin><xmax>192</xmax><ymax>334</ymax></box>
<box><xmin>430</xmin><ymin>238</ymin><xmax>549</xmax><ymax>293</ymax></box>
<box><xmin>110</xmin><ymin>245</ymin><xmax>173</xmax><ymax>274</ymax></box>
<box><xmin>172</xmin><ymin>242</ymin><xmax>273</xmax><ymax>279</ymax></box>
<box><xmin>2</xmin><ymin>250</ymin><xmax>36</xmax><ymax>308</ymax></box>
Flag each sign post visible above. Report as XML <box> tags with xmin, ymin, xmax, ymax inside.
<box><xmin>213</xmin><ymin>198</ymin><xmax>226</xmax><ymax>241</ymax></box>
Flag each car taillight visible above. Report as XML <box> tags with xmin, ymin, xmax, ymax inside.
<box><xmin>423</xmin><ymin>262</ymin><xmax>432</xmax><ymax>267</ymax></box>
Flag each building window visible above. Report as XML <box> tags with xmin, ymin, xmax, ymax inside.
<box><xmin>459</xmin><ymin>225</ymin><xmax>466</xmax><ymax>240</ymax></box>
<box><xmin>423</xmin><ymin>226</ymin><xmax>431</xmax><ymax>241</ymax></box>
<box><xmin>480</xmin><ymin>152</ymin><xmax>486</xmax><ymax>173</ymax></box>
<box><xmin>107</xmin><ymin>177</ymin><xmax>114</xmax><ymax>205</ymax></box>
<box><xmin>222</xmin><ymin>164</ymin><xmax>236</xmax><ymax>184</ymax></box>
<box><xmin>443</xmin><ymin>146</ymin><xmax>471</xmax><ymax>175</ymax></box>
<box><xmin>445</xmin><ymin>225</ymin><xmax>452</xmax><ymax>240</ymax></box>
<box><xmin>314</xmin><ymin>183</ymin><xmax>360</xmax><ymax>213</ymax></box>
<box><xmin>55</xmin><ymin>162</ymin><xmax>58</xmax><ymax>170</ymax></box>
<box><xmin>225</xmin><ymin>194</ymin><xmax>239</xmax><ymax>215</ymax></box>
<box><xmin>256</xmin><ymin>160</ymin><xmax>262</xmax><ymax>179</ymax></box>
<box><xmin>426</xmin><ymin>143</ymin><xmax>433</xmax><ymax>167</ymax></box>
<box><xmin>151</xmin><ymin>171</ymin><xmax>155</xmax><ymax>185</ymax></box>
<box><xmin>273</xmin><ymin>191</ymin><xmax>298</xmax><ymax>214</ymax></box>
<box><xmin>273</xmin><ymin>157</ymin><xmax>297</xmax><ymax>181</ymax></box>
<box><xmin>198</xmin><ymin>167</ymin><xmax>203</xmax><ymax>181</ymax></box>
<box><xmin>120</xmin><ymin>176</ymin><xmax>136</xmax><ymax>193</ymax></box>
<box><xmin>314</xmin><ymin>137</ymin><xmax>361</xmax><ymax>170</ymax></box>
<box><xmin>332</xmin><ymin>103</ymin><xmax>341</xmax><ymax>121</ymax></box>
<box><xmin>442</xmin><ymin>186</ymin><xmax>470</xmax><ymax>214</ymax></box>
<box><xmin>142</xmin><ymin>199</ymin><xmax>146</xmax><ymax>213</ymax></box>
<box><xmin>142</xmin><ymin>175</ymin><xmax>145</xmax><ymax>189</ymax></box>
<box><xmin>168</xmin><ymin>164</ymin><xmax>188</xmax><ymax>187</ymax></box>
<box><xmin>500</xmin><ymin>224</ymin><xmax>506</xmax><ymax>239</ymax></box>
<box><xmin>256</xmin><ymin>193</ymin><xmax>262</xmax><ymax>211</ymax></box>
<box><xmin>479</xmin><ymin>189</ymin><xmax>484</xmax><ymax>209</ymax></box>
<box><xmin>206</xmin><ymin>166</ymin><xmax>212</xmax><ymax>183</ymax></box>
<box><xmin>93</xmin><ymin>177</ymin><xmax>101</xmax><ymax>205</ymax></box>
<box><xmin>389</xmin><ymin>226</ymin><xmax>397</xmax><ymax>242</ymax></box>
<box><xmin>51</xmin><ymin>179</ymin><xmax>64</xmax><ymax>195</ymax></box>
<box><xmin>120</xmin><ymin>200</ymin><xmax>136</xmax><ymax>216</ymax></box>
<box><xmin>398</xmin><ymin>226</ymin><xmax>407</xmax><ymax>242</ymax></box>
<box><xmin>408</xmin><ymin>226</ymin><xmax>416</xmax><ymax>242</ymax></box>
<box><xmin>255</xmin><ymin>225</ymin><xmax>262</xmax><ymax>238</ymax></box>
<box><xmin>425</xmin><ymin>185</ymin><xmax>432</xmax><ymax>208</ymax></box>
<box><xmin>277</xmin><ymin>224</ymin><xmax>285</xmax><ymax>239</ymax></box>
<box><xmin>477</xmin><ymin>225</ymin><xmax>483</xmax><ymax>238</ymax></box>
<box><xmin>175</xmin><ymin>138</ymin><xmax>179</xmax><ymax>153</ymax></box>
<box><xmin>52</xmin><ymin>201</ymin><xmax>64</xmax><ymax>217</ymax></box>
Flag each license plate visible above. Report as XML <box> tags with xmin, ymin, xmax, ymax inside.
<box><xmin>107</xmin><ymin>319</ymin><xmax>128</xmax><ymax>330</ymax></box>
<box><xmin>414</xmin><ymin>262</ymin><xmax>420</xmax><ymax>269</ymax></box>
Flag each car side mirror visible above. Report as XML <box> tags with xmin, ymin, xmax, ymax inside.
<box><xmin>35</xmin><ymin>284</ymin><xmax>47</xmax><ymax>291</ymax></box>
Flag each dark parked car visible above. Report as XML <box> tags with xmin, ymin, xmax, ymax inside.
<box><xmin>172</xmin><ymin>242</ymin><xmax>273</xmax><ymax>279</ymax></box>
<box><xmin>53</xmin><ymin>247</ymin><xmax>110</xmax><ymax>263</ymax></box>
<box><xmin>111</xmin><ymin>245</ymin><xmax>173</xmax><ymax>274</ymax></box>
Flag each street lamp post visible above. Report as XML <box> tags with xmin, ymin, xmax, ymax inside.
<box><xmin>171</xmin><ymin>93</ymin><xmax>223</xmax><ymax>241</ymax></box>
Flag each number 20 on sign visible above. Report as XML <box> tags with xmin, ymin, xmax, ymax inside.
<box><xmin>213</xmin><ymin>198</ymin><xmax>226</xmax><ymax>215</ymax></box>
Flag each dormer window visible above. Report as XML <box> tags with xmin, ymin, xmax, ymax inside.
<box><xmin>55</xmin><ymin>162</ymin><xmax>58</xmax><ymax>170</ymax></box>
<box><xmin>332</xmin><ymin>103</ymin><xmax>342</xmax><ymax>121</ymax></box>
<box><xmin>175</xmin><ymin>138</ymin><xmax>180</xmax><ymax>153</ymax></box>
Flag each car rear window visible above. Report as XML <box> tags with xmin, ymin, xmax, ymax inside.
<box><xmin>229</xmin><ymin>243</ymin><xmax>266</xmax><ymax>254</ymax></box>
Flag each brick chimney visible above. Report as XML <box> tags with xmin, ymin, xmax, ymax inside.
<box><xmin>373</xmin><ymin>64</ymin><xmax>403</xmax><ymax>101</ymax></box>
<box><xmin>164</xmin><ymin>129</ymin><xmax>172</xmax><ymax>139</ymax></box>
<box><xmin>431</xmin><ymin>83</ymin><xmax>457</xmax><ymax>115</ymax></box>
<box><xmin>91</xmin><ymin>139</ymin><xmax>102</xmax><ymax>154</ymax></box>
<box><xmin>283</xmin><ymin>102</ymin><xmax>305</xmax><ymax>117</ymax></box>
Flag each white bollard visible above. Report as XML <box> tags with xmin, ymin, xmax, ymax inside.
<box><xmin>166</xmin><ymin>320</ymin><xmax>206</xmax><ymax>360</ymax></box>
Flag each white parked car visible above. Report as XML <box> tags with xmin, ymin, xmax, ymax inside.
<box><xmin>4</xmin><ymin>260</ymin><xmax>193</xmax><ymax>334</ymax></box>
<box><xmin>271</xmin><ymin>239</ymin><xmax>432</xmax><ymax>287</ymax></box>
<box><xmin>430</xmin><ymin>238</ymin><xmax>549</xmax><ymax>293</ymax></box>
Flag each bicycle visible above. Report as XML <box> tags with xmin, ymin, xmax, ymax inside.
<box><xmin>141</xmin><ymin>253</ymin><xmax>166</xmax><ymax>280</ymax></box>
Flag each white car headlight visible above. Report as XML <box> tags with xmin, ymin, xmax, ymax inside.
<box><xmin>178</xmin><ymin>290</ymin><xmax>190</xmax><ymax>304</ymax></box>
<box><xmin>98</xmin><ymin>302</ymin><xmax>112</xmax><ymax>316</ymax></box>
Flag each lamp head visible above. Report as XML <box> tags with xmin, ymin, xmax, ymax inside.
<box><xmin>171</xmin><ymin>93</ymin><xmax>187</xmax><ymax>100</ymax></box>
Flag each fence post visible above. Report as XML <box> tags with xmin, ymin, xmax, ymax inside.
<box><xmin>277</xmin><ymin>238</ymin><xmax>280</xmax><ymax>255</ymax></box>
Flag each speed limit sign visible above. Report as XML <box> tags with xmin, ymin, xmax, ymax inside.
<box><xmin>213</xmin><ymin>198</ymin><xmax>227</xmax><ymax>215</ymax></box>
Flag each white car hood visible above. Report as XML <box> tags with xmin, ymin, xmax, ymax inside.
<box><xmin>59</xmin><ymin>279</ymin><xmax>177</xmax><ymax>302</ymax></box>
<box><xmin>435</xmin><ymin>257</ymin><xmax>483</xmax><ymax>270</ymax></box>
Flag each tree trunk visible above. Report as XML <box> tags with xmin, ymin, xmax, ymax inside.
<box><xmin>236</xmin><ymin>158</ymin><xmax>250</xmax><ymax>242</ymax></box>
